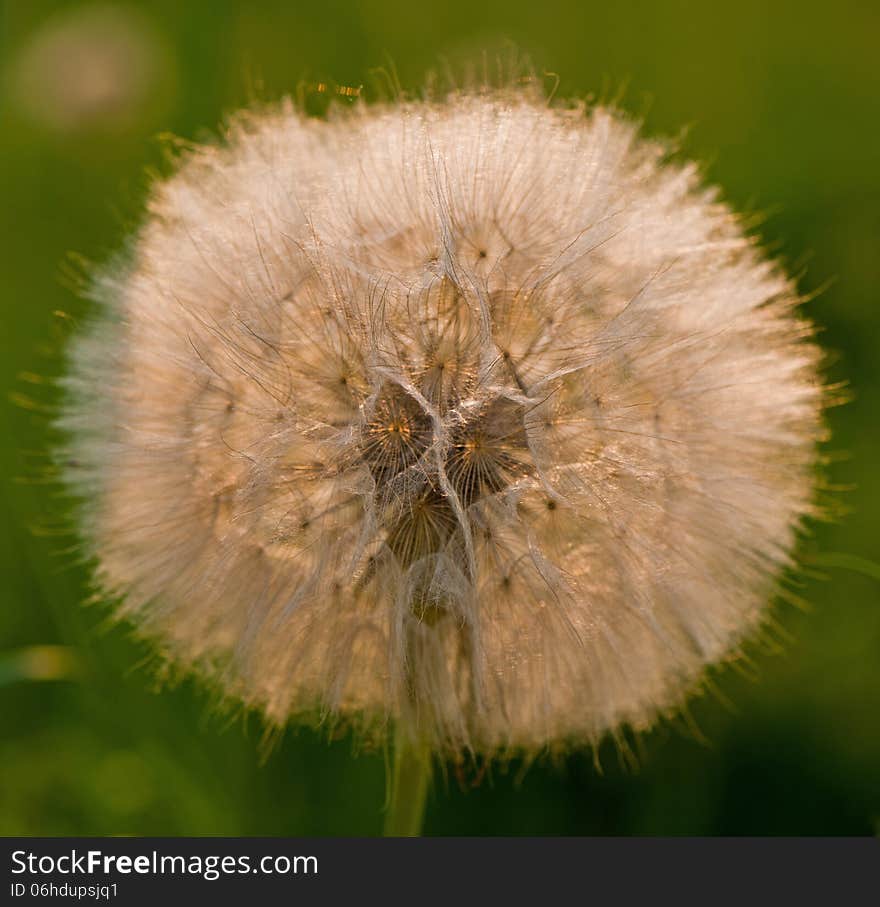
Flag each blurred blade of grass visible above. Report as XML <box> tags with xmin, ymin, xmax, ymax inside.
<box><xmin>0</xmin><ymin>644</ymin><xmax>80</xmax><ymax>686</ymax></box>
<box><xmin>803</xmin><ymin>552</ymin><xmax>880</xmax><ymax>581</ymax></box>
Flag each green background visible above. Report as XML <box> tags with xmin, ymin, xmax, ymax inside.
<box><xmin>1</xmin><ymin>0</ymin><xmax>878</xmax><ymax>835</ymax></box>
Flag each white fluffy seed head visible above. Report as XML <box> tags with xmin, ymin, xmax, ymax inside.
<box><xmin>59</xmin><ymin>87</ymin><xmax>826</xmax><ymax>756</ymax></box>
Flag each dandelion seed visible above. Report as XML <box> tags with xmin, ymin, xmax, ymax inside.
<box><xmin>59</xmin><ymin>86</ymin><xmax>826</xmax><ymax>758</ymax></box>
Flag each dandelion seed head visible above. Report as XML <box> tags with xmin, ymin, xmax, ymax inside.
<box><xmin>59</xmin><ymin>87</ymin><xmax>825</xmax><ymax>755</ymax></box>
<box><xmin>10</xmin><ymin>4</ymin><xmax>173</xmax><ymax>134</ymax></box>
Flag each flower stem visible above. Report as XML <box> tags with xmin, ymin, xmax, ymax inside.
<box><xmin>383</xmin><ymin>724</ymin><xmax>431</xmax><ymax>836</ymax></box>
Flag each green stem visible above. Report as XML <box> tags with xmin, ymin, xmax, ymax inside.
<box><xmin>383</xmin><ymin>724</ymin><xmax>431</xmax><ymax>836</ymax></box>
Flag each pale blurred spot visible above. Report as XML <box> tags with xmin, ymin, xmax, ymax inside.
<box><xmin>0</xmin><ymin>645</ymin><xmax>81</xmax><ymax>685</ymax></box>
<box><xmin>10</xmin><ymin>4</ymin><xmax>175</xmax><ymax>133</ymax></box>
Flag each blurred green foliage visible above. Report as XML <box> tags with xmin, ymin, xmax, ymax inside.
<box><xmin>1</xmin><ymin>0</ymin><xmax>878</xmax><ymax>835</ymax></box>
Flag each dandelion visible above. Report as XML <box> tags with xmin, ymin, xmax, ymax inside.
<box><xmin>10</xmin><ymin>4</ymin><xmax>173</xmax><ymax>134</ymax></box>
<box><xmin>59</xmin><ymin>84</ymin><xmax>825</xmax><ymax>833</ymax></box>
